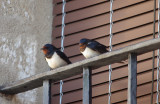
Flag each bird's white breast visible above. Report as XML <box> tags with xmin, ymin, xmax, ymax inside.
<box><xmin>45</xmin><ymin>52</ymin><xmax>67</xmax><ymax>69</ymax></box>
<box><xmin>81</xmin><ymin>47</ymin><xmax>100</xmax><ymax>58</ymax></box>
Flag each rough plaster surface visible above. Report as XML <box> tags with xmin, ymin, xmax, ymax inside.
<box><xmin>0</xmin><ymin>0</ymin><xmax>53</xmax><ymax>104</ymax></box>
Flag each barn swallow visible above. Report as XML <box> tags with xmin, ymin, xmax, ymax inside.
<box><xmin>79</xmin><ymin>38</ymin><xmax>109</xmax><ymax>58</ymax></box>
<box><xmin>41</xmin><ymin>44</ymin><xmax>71</xmax><ymax>69</ymax></box>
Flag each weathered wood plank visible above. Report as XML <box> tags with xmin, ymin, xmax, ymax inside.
<box><xmin>43</xmin><ymin>80</ymin><xmax>51</xmax><ymax>104</ymax></box>
<box><xmin>0</xmin><ymin>38</ymin><xmax>160</xmax><ymax>94</ymax></box>
<box><xmin>128</xmin><ymin>53</ymin><xmax>137</xmax><ymax>104</ymax></box>
<box><xmin>83</xmin><ymin>67</ymin><xmax>92</xmax><ymax>104</ymax></box>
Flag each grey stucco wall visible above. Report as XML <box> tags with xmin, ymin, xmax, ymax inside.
<box><xmin>0</xmin><ymin>0</ymin><xmax>53</xmax><ymax>104</ymax></box>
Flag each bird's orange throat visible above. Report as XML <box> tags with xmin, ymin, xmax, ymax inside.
<box><xmin>79</xmin><ymin>45</ymin><xmax>86</xmax><ymax>52</ymax></box>
<box><xmin>42</xmin><ymin>49</ymin><xmax>49</xmax><ymax>55</ymax></box>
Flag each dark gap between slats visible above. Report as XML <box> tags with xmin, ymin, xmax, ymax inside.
<box><xmin>55</xmin><ymin>21</ymin><xmax>155</xmax><ymax>51</ymax></box>
<box><xmin>112</xmin><ymin>92</ymin><xmax>155</xmax><ymax>104</ymax></box>
<box><xmin>57</xmin><ymin>0</ymin><xmax>108</xmax><ymax>16</ymax></box>
<box><xmin>55</xmin><ymin>10</ymin><xmax>154</xmax><ymax>38</ymax></box>
<box><xmin>55</xmin><ymin>0</ymin><xmax>150</xmax><ymax>27</ymax></box>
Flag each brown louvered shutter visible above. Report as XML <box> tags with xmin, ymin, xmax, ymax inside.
<box><xmin>52</xmin><ymin>0</ymin><xmax>156</xmax><ymax>103</ymax></box>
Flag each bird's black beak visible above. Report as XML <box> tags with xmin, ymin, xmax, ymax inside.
<box><xmin>40</xmin><ymin>48</ymin><xmax>44</xmax><ymax>50</ymax></box>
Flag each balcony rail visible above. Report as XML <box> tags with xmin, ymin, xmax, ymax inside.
<box><xmin>1</xmin><ymin>38</ymin><xmax>160</xmax><ymax>104</ymax></box>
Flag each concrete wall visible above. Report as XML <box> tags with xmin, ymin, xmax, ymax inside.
<box><xmin>0</xmin><ymin>0</ymin><xmax>53</xmax><ymax>104</ymax></box>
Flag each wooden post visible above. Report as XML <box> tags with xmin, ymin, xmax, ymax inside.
<box><xmin>43</xmin><ymin>80</ymin><xmax>51</xmax><ymax>104</ymax></box>
<box><xmin>128</xmin><ymin>53</ymin><xmax>137</xmax><ymax>104</ymax></box>
<box><xmin>83</xmin><ymin>67</ymin><xmax>92</xmax><ymax>104</ymax></box>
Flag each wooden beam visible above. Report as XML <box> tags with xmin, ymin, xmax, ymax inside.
<box><xmin>83</xmin><ymin>67</ymin><xmax>92</xmax><ymax>104</ymax></box>
<box><xmin>128</xmin><ymin>53</ymin><xmax>137</xmax><ymax>104</ymax></box>
<box><xmin>43</xmin><ymin>80</ymin><xmax>51</xmax><ymax>104</ymax></box>
<box><xmin>1</xmin><ymin>38</ymin><xmax>160</xmax><ymax>94</ymax></box>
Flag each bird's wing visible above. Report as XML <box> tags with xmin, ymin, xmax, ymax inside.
<box><xmin>56</xmin><ymin>50</ymin><xmax>72</xmax><ymax>64</ymax></box>
<box><xmin>87</xmin><ymin>40</ymin><xmax>108</xmax><ymax>53</ymax></box>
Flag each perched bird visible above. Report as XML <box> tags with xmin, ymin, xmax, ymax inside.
<box><xmin>41</xmin><ymin>44</ymin><xmax>71</xmax><ymax>69</ymax></box>
<box><xmin>79</xmin><ymin>38</ymin><xmax>108</xmax><ymax>58</ymax></box>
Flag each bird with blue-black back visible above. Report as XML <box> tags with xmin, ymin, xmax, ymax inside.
<box><xmin>79</xmin><ymin>38</ymin><xmax>109</xmax><ymax>58</ymax></box>
<box><xmin>41</xmin><ymin>44</ymin><xmax>71</xmax><ymax>69</ymax></box>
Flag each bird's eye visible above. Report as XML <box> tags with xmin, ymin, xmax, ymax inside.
<box><xmin>44</xmin><ymin>46</ymin><xmax>49</xmax><ymax>49</ymax></box>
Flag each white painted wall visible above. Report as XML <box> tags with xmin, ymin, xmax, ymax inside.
<box><xmin>0</xmin><ymin>0</ymin><xmax>53</xmax><ymax>104</ymax></box>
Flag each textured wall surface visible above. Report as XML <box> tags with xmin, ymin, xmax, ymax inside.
<box><xmin>0</xmin><ymin>0</ymin><xmax>53</xmax><ymax>104</ymax></box>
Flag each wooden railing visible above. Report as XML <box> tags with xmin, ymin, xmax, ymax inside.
<box><xmin>1</xmin><ymin>38</ymin><xmax>160</xmax><ymax>104</ymax></box>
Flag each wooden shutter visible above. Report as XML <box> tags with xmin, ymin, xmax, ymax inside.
<box><xmin>52</xmin><ymin>0</ymin><xmax>157</xmax><ymax>103</ymax></box>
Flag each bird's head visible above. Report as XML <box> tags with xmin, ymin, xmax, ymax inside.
<box><xmin>79</xmin><ymin>38</ymin><xmax>89</xmax><ymax>52</ymax></box>
<box><xmin>41</xmin><ymin>44</ymin><xmax>57</xmax><ymax>55</ymax></box>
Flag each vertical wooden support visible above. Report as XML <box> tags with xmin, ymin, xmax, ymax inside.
<box><xmin>83</xmin><ymin>67</ymin><xmax>92</xmax><ymax>104</ymax></box>
<box><xmin>128</xmin><ymin>53</ymin><xmax>137</xmax><ymax>104</ymax></box>
<box><xmin>43</xmin><ymin>80</ymin><xmax>51</xmax><ymax>104</ymax></box>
